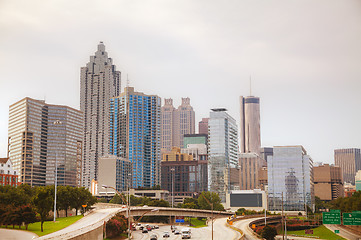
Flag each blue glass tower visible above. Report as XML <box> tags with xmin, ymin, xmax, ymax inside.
<box><xmin>110</xmin><ymin>87</ymin><xmax>161</xmax><ymax>188</ymax></box>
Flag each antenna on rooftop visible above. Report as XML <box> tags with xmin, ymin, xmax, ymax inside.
<box><xmin>249</xmin><ymin>75</ymin><xmax>252</xmax><ymax>96</ymax></box>
<box><xmin>127</xmin><ymin>74</ymin><xmax>130</xmax><ymax>87</ymax></box>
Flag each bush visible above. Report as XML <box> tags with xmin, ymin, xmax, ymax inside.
<box><xmin>261</xmin><ymin>225</ymin><xmax>277</xmax><ymax>240</ymax></box>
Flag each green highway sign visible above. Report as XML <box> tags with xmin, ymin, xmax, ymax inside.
<box><xmin>343</xmin><ymin>212</ymin><xmax>361</xmax><ymax>226</ymax></box>
<box><xmin>334</xmin><ymin>230</ymin><xmax>340</xmax><ymax>233</ymax></box>
<box><xmin>323</xmin><ymin>210</ymin><xmax>341</xmax><ymax>224</ymax></box>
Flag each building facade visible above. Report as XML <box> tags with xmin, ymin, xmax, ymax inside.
<box><xmin>109</xmin><ymin>87</ymin><xmax>161</xmax><ymax>188</ymax></box>
<box><xmin>8</xmin><ymin>97</ymin><xmax>82</xmax><ymax>187</ymax></box>
<box><xmin>97</xmin><ymin>155</ymin><xmax>132</xmax><ymax>194</ymax></box>
<box><xmin>161</xmin><ymin>98</ymin><xmax>195</xmax><ymax>152</ymax></box>
<box><xmin>80</xmin><ymin>42</ymin><xmax>121</xmax><ymax>188</ymax></box>
<box><xmin>268</xmin><ymin>146</ymin><xmax>314</xmax><ymax>211</ymax></box>
<box><xmin>208</xmin><ymin>108</ymin><xmax>238</xmax><ymax>202</ymax></box>
<box><xmin>334</xmin><ymin>148</ymin><xmax>361</xmax><ymax>185</ymax></box>
<box><xmin>198</xmin><ymin>118</ymin><xmax>209</xmax><ymax>135</ymax></box>
<box><xmin>0</xmin><ymin>158</ymin><xmax>19</xmax><ymax>186</ymax></box>
<box><xmin>356</xmin><ymin>170</ymin><xmax>361</xmax><ymax>191</ymax></box>
<box><xmin>313</xmin><ymin>164</ymin><xmax>343</xmax><ymax>201</ymax></box>
<box><xmin>240</xmin><ymin>96</ymin><xmax>261</xmax><ymax>154</ymax></box>
<box><xmin>161</xmin><ymin>147</ymin><xmax>208</xmax><ymax>199</ymax></box>
<box><xmin>239</xmin><ymin>153</ymin><xmax>263</xmax><ymax>190</ymax></box>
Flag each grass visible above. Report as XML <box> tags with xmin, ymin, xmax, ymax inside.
<box><xmin>1</xmin><ymin>215</ymin><xmax>83</xmax><ymax>237</ymax></box>
<box><xmin>189</xmin><ymin>218</ymin><xmax>207</xmax><ymax>228</ymax></box>
<box><xmin>284</xmin><ymin>225</ymin><xmax>346</xmax><ymax>240</ymax></box>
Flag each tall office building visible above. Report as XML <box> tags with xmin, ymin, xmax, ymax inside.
<box><xmin>239</xmin><ymin>153</ymin><xmax>262</xmax><ymax>190</ymax></box>
<box><xmin>161</xmin><ymin>98</ymin><xmax>195</xmax><ymax>152</ymax></box>
<box><xmin>198</xmin><ymin>118</ymin><xmax>209</xmax><ymax>135</ymax></box>
<box><xmin>313</xmin><ymin>164</ymin><xmax>343</xmax><ymax>201</ymax></box>
<box><xmin>240</xmin><ymin>96</ymin><xmax>261</xmax><ymax>154</ymax></box>
<box><xmin>268</xmin><ymin>146</ymin><xmax>314</xmax><ymax>211</ymax></box>
<box><xmin>208</xmin><ymin>108</ymin><xmax>238</xmax><ymax>202</ymax></box>
<box><xmin>80</xmin><ymin>42</ymin><xmax>120</xmax><ymax>188</ymax></box>
<box><xmin>334</xmin><ymin>148</ymin><xmax>361</xmax><ymax>185</ymax></box>
<box><xmin>161</xmin><ymin>99</ymin><xmax>175</xmax><ymax>152</ymax></box>
<box><xmin>109</xmin><ymin>87</ymin><xmax>161</xmax><ymax>188</ymax></box>
<box><xmin>8</xmin><ymin>97</ymin><xmax>82</xmax><ymax>187</ymax></box>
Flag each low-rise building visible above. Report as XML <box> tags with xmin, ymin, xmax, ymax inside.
<box><xmin>225</xmin><ymin>189</ymin><xmax>267</xmax><ymax>212</ymax></box>
<box><xmin>0</xmin><ymin>158</ymin><xmax>19</xmax><ymax>186</ymax></box>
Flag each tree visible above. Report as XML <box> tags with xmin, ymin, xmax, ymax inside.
<box><xmin>57</xmin><ymin>186</ymin><xmax>73</xmax><ymax>217</ymax></box>
<box><xmin>20</xmin><ymin>205</ymin><xmax>38</xmax><ymax>230</ymax></box>
<box><xmin>197</xmin><ymin>192</ymin><xmax>224</xmax><ymax>211</ymax></box>
<box><xmin>70</xmin><ymin>187</ymin><xmax>97</xmax><ymax>215</ymax></box>
<box><xmin>33</xmin><ymin>186</ymin><xmax>54</xmax><ymax>232</ymax></box>
<box><xmin>261</xmin><ymin>225</ymin><xmax>277</xmax><ymax>240</ymax></box>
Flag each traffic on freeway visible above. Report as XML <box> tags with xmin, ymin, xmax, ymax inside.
<box><xmin>131</xmin><ymin>218</ymin><xmax>242</xmax><ymax>240</ymax></box>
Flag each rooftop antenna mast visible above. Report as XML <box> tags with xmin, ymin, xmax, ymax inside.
<box><xmin>249</xmin><ymin>75</ymin><xmax>252</xmax><ymax>96</ymax></box>
<box><xmin>127</xmin><ymin>74</ymin><xmax>130</xmax><ymax>87</ymax></box>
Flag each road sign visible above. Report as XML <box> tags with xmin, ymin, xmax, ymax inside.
<box><xmin>343</xmin><ymin>212</ymin><xmax>361</xmax><ymax>226</ymax></box>
<box><xmin>334</xmin><ymin>230</ymin><xmax>340</xmax><ymax>233</ymax></box>
<box><xmin>175</xmin><ymin>216</ymin><xmax>185</xmax><ymax>223</ymax></box>
<box><xmin>323</xmin><ymin>210</ymin><xmax>341</xmax><ymax>224</ymax></box>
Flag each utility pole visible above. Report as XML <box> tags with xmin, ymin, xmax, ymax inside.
<box><xmin>281</xmin><ymin>192</ymin><xmax>285</xmax><ymax>240</ymax></box>
<box><xmin>53</xmin><ymin>120</ymin><xmax>62</xmax><ymax>222</ymax></box>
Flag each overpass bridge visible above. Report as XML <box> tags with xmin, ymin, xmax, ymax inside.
<box><xmin>96</xmin><ymin>203</ymin><xmax>234</xmax><ymax>219</ymax></box>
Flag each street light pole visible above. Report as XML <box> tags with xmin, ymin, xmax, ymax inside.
<box><xmin>53</xmin><ymin>120</ymin><xmax>62</xmax><ymax>222</ymax></box>
<box><xmin>171</xmin><ymin>168</ymin><xmax>175</xmax><ymax>208</ymax></box>
<box><xmin>199</xmin><ymin>193</ymin><xmax>214</xmax><ymax>240</ymax></box>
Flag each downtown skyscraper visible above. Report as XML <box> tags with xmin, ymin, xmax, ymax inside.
<box><xmin>335</xmin><ymin>148</ymin><xmax>361</xmax><ymax>185</ymax></box>
<box><xmin>109</xmin><ymin>87</ymin><xmax>161</xmax><ymax>188</ymax></box>
<box><xmin>208</xmin><ymin>108</ymin><xmax>238</xmax><ymax>202</ymax></box>
<box><xmin>240</xmin><ymin>96</ymin><xmax>261</xmax><ymax>154</ymax></box>
<box><xmin>8</xmin><ymin>97</ymin><xmax>83</xmax><ymax>187</ymax></box>
<box><xmin>161</xmin><ymin>97</ymin><xmax>195</xmax><ymax>152</ymax></box>
<box><xmin>80</xmin><ymin>42</ymin><xmax>120</xmax><ymax>188</ymax></box>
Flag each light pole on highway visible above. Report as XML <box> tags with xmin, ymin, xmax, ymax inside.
<box><xmin>53</xmin><ymin>120</ymin><xmax>62</xmax><ymax>222</ymax></box>
<box><xmin>171</xmin><ymin>168</ymin><xmax>175</xmax><ymax>208</ymax></box>
<box><xmin>199</xmin><ymin>193</ymin><xmax>214</xmax><ymax>240</ymax></box>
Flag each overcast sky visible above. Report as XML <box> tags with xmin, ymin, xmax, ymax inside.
<box><xmin>0</xmin><ymin>0</ymin><xmax>360</xmax><ymax>164</ymax></box>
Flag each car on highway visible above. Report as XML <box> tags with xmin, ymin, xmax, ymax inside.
<box><xmin>146</xmin><ymin>225</ymin><xmax>152</xmax><ymax>231</ymax></box>
<box><xmin>154</xmin><ymin>225</ymin><xmax>159</xmax><ymax>229</ymax></box>
<box><xmin>142</xmin><ymin>228</ymin><xmax>148</xmax><ymax>233</ymax></box>
<box><xmin>163</xmin><ymin>231</ymin><xmax>170</xmax><ymax>237</ymax></box>
<box><xmin>150</xmin><ymin>234</ymin><xmax>158</xmax><ymax>240</ymax></box>
<box><xmin>174</xmin><ymin>230</ymin><xmax>180</xmax><ymax>235</ymax></box>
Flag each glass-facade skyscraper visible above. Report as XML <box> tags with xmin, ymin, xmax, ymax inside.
<box><xmin>8</xmin><ymin>97</ymin><xmax>83</xmax><ymax>187</ymax></box>
<box><xmin>268</xmin><ymin>146</ymin><xmax>314</xmax><ymax>211</ymax></box>
<box><xmin>208</xmin><ymin>108</ymin><xmax>238</xmax><ymax>202</ymax></box>
<box><xmin>109</xmin><ymin>87</ymin><xmax>161</xmax><ymax>188</ymax></box>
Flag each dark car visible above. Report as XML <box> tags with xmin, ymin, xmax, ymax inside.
<box><xmin>150</xmin><ymin>234</ymin><xmax>158</xmax><ymax>240</ymax></box>
<box><xmin>163</xmin><ymin>231</ymin><xmax>170</xmax><ymax>237</ymax></box>
<box><xmin>142</xmin><ymin>229</ymin><xmax>148</xmax><ymax>233</ymax></box>
<box><xmin>154</xmin><ymin>225</ymin><xmax>159</xmax><ymax>229</ymax></box>
<box><xmin>140</xmin><ymin>226</ymin><xmax>144</xmax><ymax>230</ymax></box>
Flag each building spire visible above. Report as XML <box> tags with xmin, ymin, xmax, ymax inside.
<box><xmin>249</xmin><ymin>75</ymin><xmax>252</xmax><ymax>96</ymax></box>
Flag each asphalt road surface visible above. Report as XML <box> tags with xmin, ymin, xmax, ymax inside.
<box><xmin>132</xmin><ymin>218</ymin><xmax>241</xmax><ymax>240</ymax></box>
<box><xmin>0</xmin><ymin>228</ymin><xmax>38</xmax><ymax>240</ymax></box>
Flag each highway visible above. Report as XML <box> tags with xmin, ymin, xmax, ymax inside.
<box><xmin>132</xmin><ymin>217</ymin><xmax>241</xmax><ymax>240</ymax></box>
<box><xmin>36</xmin><ymin>207</ymin><xmax>122</xmax><ymax>240</ymax></box>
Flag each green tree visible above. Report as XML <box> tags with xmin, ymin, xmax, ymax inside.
<box><xmin>57</xmin><ymin>186</ymin><xmax>73</xmax><ymax>217</ymax></box>
<box><xmin>109</xmin><ymin>193</ymin><xmax>127</xmax><ymax>204</ymax></box>
<box><xmin>261</xmin><ymin>225</ymin><xmax>277</xmax><ymax>240</ymax></box>
<box><xmin>70</xmin><ymin>187</ymin><xmax>97</xmax><ymax>215</ymax></box>
<box><xmin>197</xmin><ymin>192</ymin><xmax>224</xmax><ymax>211</ymax></box>
<box><xmin>20</xmin><ymin>205</ymin><xmax>38</xmax><ymax>230</ymax></box>
<box><xmin>33</xmin><ymin>186</ymin><xmax>54</xmax><ymax>232</ymax></box>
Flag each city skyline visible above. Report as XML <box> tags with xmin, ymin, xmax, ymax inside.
<box><xmin>1</xmin><ymin>0</ymin><xmax>360</xmax><ymax>165</ymax></box>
